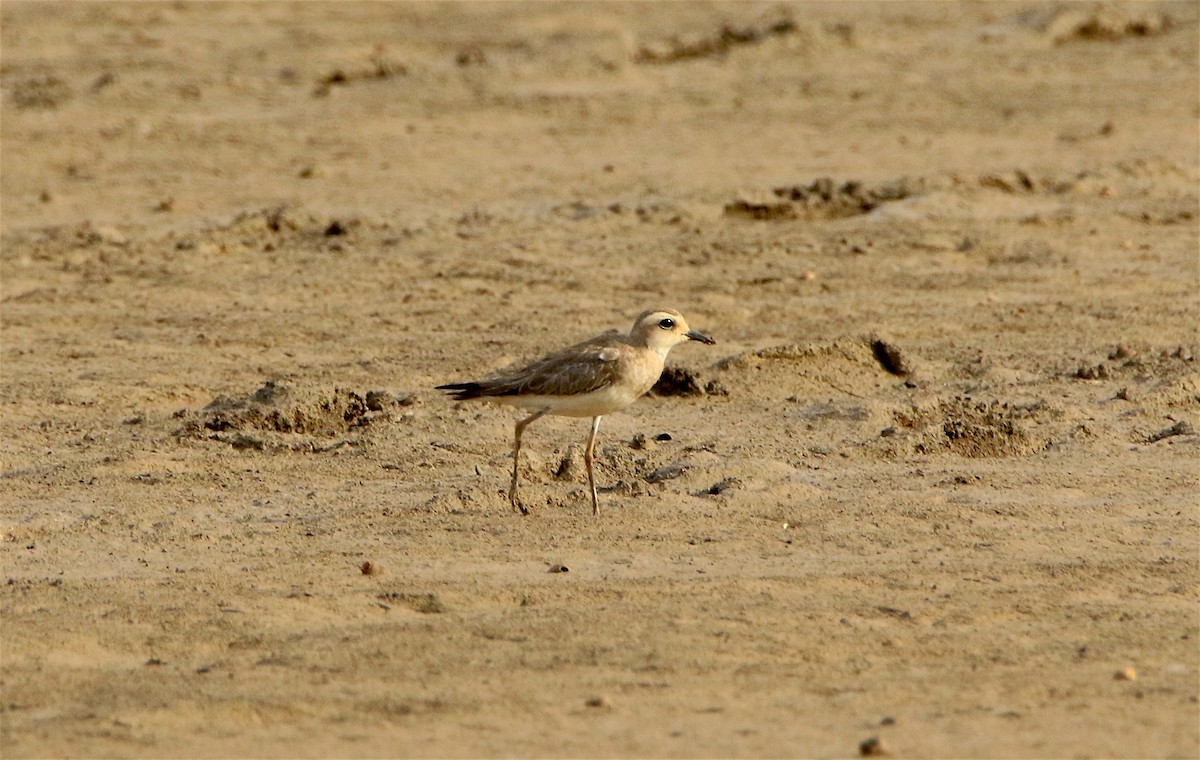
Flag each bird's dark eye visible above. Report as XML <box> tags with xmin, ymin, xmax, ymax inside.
<box><xmin>658</xmin><ymin>318</ymin><xmax>675</xmax><ymax>330</ymax></box>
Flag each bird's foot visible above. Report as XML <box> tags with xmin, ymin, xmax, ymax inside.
<box><xmin>509</xmin><ymin>490</ymin><xmax>530</xmax><ymax>516</ymax></box>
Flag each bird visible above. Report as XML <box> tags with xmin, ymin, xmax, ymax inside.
<box><xmin>436</xmin><ymin>308</ymin><xmax>715</xmax><ymax>515</ymax></box>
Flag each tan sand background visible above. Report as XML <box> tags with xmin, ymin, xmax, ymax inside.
<box><xmin>2</xmin><ymin>2</ymin><xmax>1198</xmax><ymax>757</ymax></box>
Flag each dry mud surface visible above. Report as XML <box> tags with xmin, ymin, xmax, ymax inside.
<box><xmin>2</xmin><ymin>3</ymin><xmax>1198</xmax><ymax>758</ymax></box>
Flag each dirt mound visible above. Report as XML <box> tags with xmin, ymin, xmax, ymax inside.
<box><xmin>1072</xmin><ymin>344</ymin><xmax>1197</xmax><ymax>381</ymax></box>
<box><xmin>170</xmin><ymin>205</ymin><xmax>387</xmax><ymax>255</ymax></box>
<box><xmin>725</xmin><ymin>176</ymin><xmax>929</xmax><ymax>221</ymax></box>
<box><xmin>650</xmin><ymin>366</ymin><xmax>729</xmax><ymax>398</ymax></box>
<box><xmin>634</xmin><ymin>14</ymin><xmax>801</xmax><ymax>64</ymax></box>
<box><xmin>713</xmin><ymin>338</ymin><xmax>920</xmax><ymax>400</ymax></box>
<box><xmin>1051</xmin><ymin>6</ymin><xmax>1173</xmax><ymax>43</ymax></box>
<box><xmin>175</xmin><ymin>380</ymin><xmax>413</xmax><ymax>450</ymax></box>
<box><xmin>876</xmin><ymin>397</ymin><xmax>1052</xmax><ymax>459</ymax></box>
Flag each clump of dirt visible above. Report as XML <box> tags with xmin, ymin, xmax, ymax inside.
<box><xmin>985</xmin><ymin>238</ymin><xmax>1066</xmax><ymax>267</ymax></box>
<box><xmin>726</xmin><ymin>176</ymin><xmax>926</xmax><ymax>221</ymax></box>
<box><xmin>938</xmin><ymin>399</ymin><xmax>1036</xmax><ymax>457</ymax></box>
<box><xmin>882</xmin><ymin>398</ymin><xmax>1049</xmax><ymax>458</ymax></box>
<box><xmin>379</xmin><ymin>592</ymin><xmax>447</xmax><ymax>614</ymax></box>
<box><xmin>722</xmin><ymin>197</ymin><xmax>797</xmax><ymax>221</ymax></box>
<box><xmin>168</xmin><ymin>205</ymin><xmax>377</xmax><ymax>255</ymax></box>
<box><xmin>551</xmin><ymin>199</ymin><xmax>688</xmax><ymax>225</ymax></box>
<box><xmin>9</xmin><ymin>74</ymin><xmax>72</xmax><ymax>109</ymax></box>
<box><xmin>635</xmin><ymin>16</ymin><xmax>798</xmax><ymax>64</ymax></box>
<box><xmin>1056</xmin><ymin>6</ymin><xmax>1172</xmax><ymax>42</ymax></box>
<box><xmin>1145</xmin><ymin>420</ymin><xmax>1195</xmax><ymax>444</ymax></box>
<box><xmin>726</xmin><ymin>162</ymin><xmax>1190</xmax><ymax>225</ymax></box>
<box><xmin>1073</xmin><ymin>344</ymin><xmax>1196</xmax><ymax>381</ymax></box>
<box><xmin>644</xmin><ymin>461</ymin><xmax>690</xmax><ymax>484</ymax></box>
<box><xmin>313</xmin><ymin>49</ymin><xmax>406</xmax><ymax>96</ymax></box>
<box><xmin>651</xmin><ymin>367</ymin><xmax>728</xmax><ymax>398</ymax></box>
<box><xmin>175</xmin><ymin>380</ymin><xmax>411</xmax><ymax>450</ymax></box>
<box><xmin>978</xmin><ymin>169</ymin><xmax>1038</xmax><ymax>194</ymax></box>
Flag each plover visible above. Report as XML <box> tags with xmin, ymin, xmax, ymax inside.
<box><xmin>437</xmin><ymin>309</ymin><xmax>715</xmax><ymax>515</ymax></box>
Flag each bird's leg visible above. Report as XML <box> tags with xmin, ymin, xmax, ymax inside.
<box><xmin>584</xmin><ymin>416</ymin><xmax>602</xmax><ymax>515</ymax></box>
<box><xmin>510</xmin><ymin>410</ymin><xmax>546</xmax><ymax>515</ymax></box>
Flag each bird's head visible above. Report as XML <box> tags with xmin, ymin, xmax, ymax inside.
<box><xmin>630</xmin><ymin>308</ymin><xmax>715</xmax><ymax>354</ymax></box>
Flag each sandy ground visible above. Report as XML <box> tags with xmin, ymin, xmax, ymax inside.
<box><xmin>2</xmin><ymin>2</ymin><xmax>1198</xmax><ymax>758</ymax></box>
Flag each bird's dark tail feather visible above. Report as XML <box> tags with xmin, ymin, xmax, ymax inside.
<box><xmin>435</xmin><ymin>381</ymin><xmax>485</xmax><ymax>401</ymax></box>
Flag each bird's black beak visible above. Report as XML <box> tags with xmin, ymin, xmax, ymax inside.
<box><xmin>686</xmin><ymin>330</ymin><xmax>716</xmax><ymax>345</ymax></box>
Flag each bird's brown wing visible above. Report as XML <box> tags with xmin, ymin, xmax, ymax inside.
<box><xmin>471</xmin><ymin>331</ymin><xmax>626</xmax><ymax>398</ymax></box>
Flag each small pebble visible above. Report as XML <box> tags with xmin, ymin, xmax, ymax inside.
<box><xmin>548</xmin><ymin>563</ymin><xmax>569</xmax><ymax>573</ymax></box>
<box><xmin>585</xmin><ymin>695</ymin><xmax>611</xmax><ymax>709</ymax></box>
<box><xmin>1114</xmin><ymin>667</ymin><xmax>1137</xmax><ymax>681</ymax></box>
<box><xmin>859</xmin><ymin>736</ymin><xmax>889</xmax><ymax>756</ymax></box>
